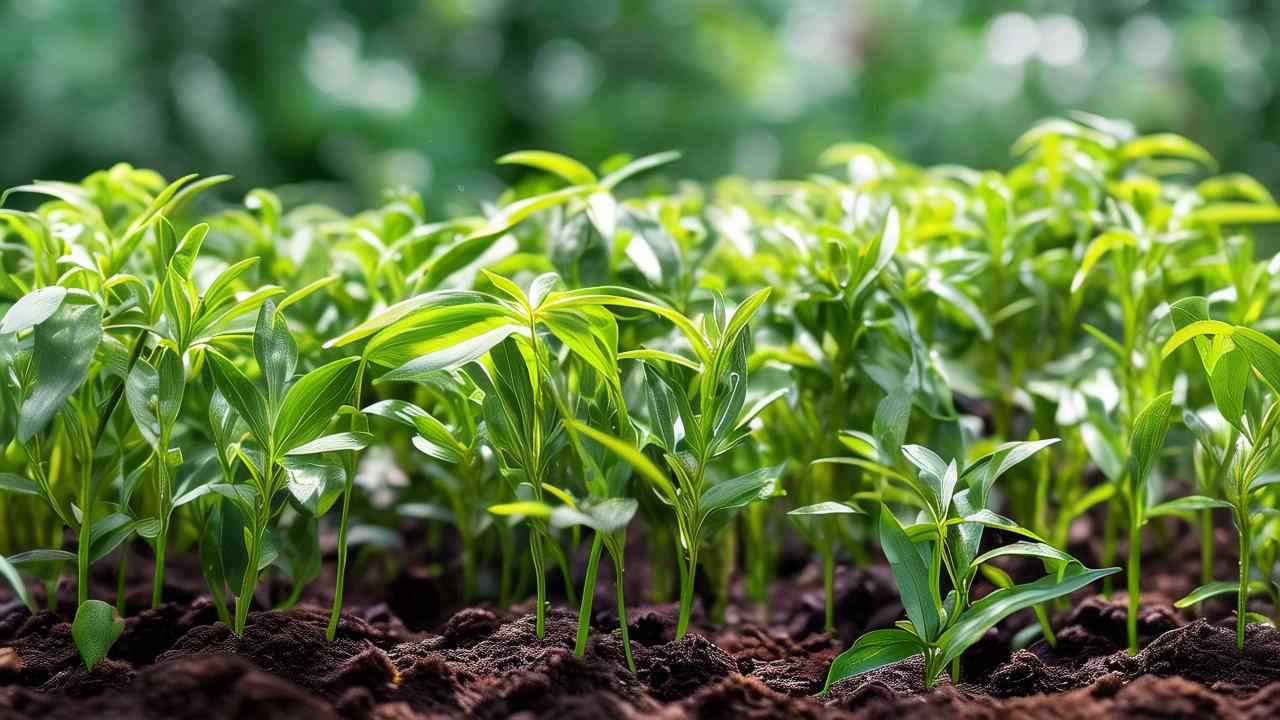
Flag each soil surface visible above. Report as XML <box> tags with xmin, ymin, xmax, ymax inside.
<box><xmin>2</xmin><ymin>513</ymin><xmax>1279</xmax><ymax>718</ymax></box>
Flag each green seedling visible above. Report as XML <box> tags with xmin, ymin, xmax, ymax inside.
<box><xmin>1164</xmin><ymin>302</ymin><xmax>1280</xmax><ymax>649</ymax></box>
<box><xmin>206</xmin><ymin>300</ymin><xmax>361</xmax><ymax>635</ymax></box>
<box><xmin>825</xmin><ymin>503</ymin><xmax>1117</xmax><ymax>691</ymax></box>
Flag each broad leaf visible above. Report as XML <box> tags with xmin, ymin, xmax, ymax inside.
<box><xmin>71</xmin><ymin>600</ymin><xmax>125</xmax><ymax>670</ymax></box>
<box><xmin>824</xmin><ymin>628</ymin><xmax>923</xmax><ymax>692</ymax></box>
<box><xmin>18</xmin><ymin>303</ymin><xmax>101</xmax><ymax>443</ymax></box>
<box><xmin>274</xmin><ymin>357</ymin><xmax>360</xmax><ymax>454</ymax></box>
<box><xmin>0</xmin><ymin>286</ymin><xmax>66</xmax><ymax>335</ymax></box>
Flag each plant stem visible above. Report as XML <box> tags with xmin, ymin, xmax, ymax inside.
<box><xmin>327</xmin><ymin>360</ymin><xmax>365</xmax><ymax>641</ymax></box>
<box><xmin>150</xmin><ymin>517</ymin><xmax>167</xmax><ymax>609</ymax></box>
<box><xmin>530</xmin><ymin>527</ymin><xmax>547</xmax><ymax>638</ymax></box>
<box><xmin>574</xmin><ymin>532</ymin><xmax>604</xmax><ymax>657</ymax></box>
<box><xmin>1237</xmin><ymin>507</ymin><xmax>1250</xmax><ymax>651</ymax></box>
<box><xmin>1126</xmin><ymin>515</ymin><xmax>1141</xmax><ymax>655</ymax></box>
<box><xmin>76</xmin><ymin>460</ymin><xmax>92</xmax><ymax>607</ymax></box>
<box><xmin>611</xmin><ymin>545</ymin><xmax>636</xmax><ymax>673</ymax></box>
<box><xmin>675</xmin><ymin>548</ymin><xmax>698</xmax><ymax>640</ymax></box>
<box><xmin>234</xmin><ymin>523</ymin><xmax>261</xmax><ymax>635</ymax></box>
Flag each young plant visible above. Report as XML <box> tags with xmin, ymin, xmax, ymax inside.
<box><xmin>825</xmin><ymin>499</ymin><xmax>1115</xmax><ymax>690</ymax></box>
<box><xmin>205</xmin><ymin>300</ymin><xmax>361</xmax><ymax>634</ymax></box>
<box><xmin>821</xmin><ymin>437</ymin><xmax>1118</xmax><ymax>688</ymax></box>
<box><xmin>571</xmin><ymin>287</ymin><xmax>783</xmax><ymax>639</ymax></box>
<box><xmin>328</xmin><ymin>271</ymin><xmax>628</xmax><ymax>638</ymax></box>
<box><xmin>1163</xmin><ymin>303</ymin><xmax>1280</xmax><ymax>649</ymax></box>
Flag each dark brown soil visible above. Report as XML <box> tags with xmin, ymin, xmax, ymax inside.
<box><xmin>4</xmin><ymin>518</ymin><xmax>1280</xmax><ymax>718</ymax></box>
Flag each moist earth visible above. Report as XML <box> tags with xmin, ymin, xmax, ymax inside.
<box><xmin>4</xmin><ymin>544</ymin><xmax>1280</xmax><ymax>719</ymax></box>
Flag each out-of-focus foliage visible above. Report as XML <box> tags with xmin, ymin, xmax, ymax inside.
<box><xmin>3</xmin><ymin>0</ymin><xmax>1279</xmax><ymax>208</ymax></box>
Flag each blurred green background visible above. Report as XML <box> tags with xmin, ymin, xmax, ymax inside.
<box><xmin>3</xmin><ymin>0</ymin><xmax>1277</xmax><ymax>210</ymax></box>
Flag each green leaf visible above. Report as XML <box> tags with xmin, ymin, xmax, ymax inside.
<box><xmin>599</xmin><ymin>150</ymin><xmax>682</xmax><ymax>190</ymax></box>
<box><xmin>0</xmin><ymin>472</ymin><xmax>40</xmax><ymax>497</ymax></box>
<box><xmin>1071</xmin><ymin>230</ymin><xmax>1137</xmax><ymax>294</ymax></box>
<box><xmin>872</xmin><ymin>388</ymin><xmax>912</xmax><ymax>464</ymax></box>
<box><xmin>0</xmin><ymin>286</ymin><xmax>66</xmax><ymax>335</ymax></box>
<box><xmin>281</xmin><ymin>457</ymin><xmax>345</xmax><ymax>514</ymax></box>
<box><xmin>1191</xmin><ymin>204</ymin><xmax>1280</xmax><ymax>226</ymax></box>
<box><xmin>207</xmin><ymin>350</ymin><xmax>271</xmax><ymax>449</ymax></box>
<box><xmin>285</xmin><ymin>431</ymin><xmax>374</xmax><ymax>456</ymax></box>
<box><xmin>498</xmin><ymin>150</ymin><xmax>598</xmax><ymax>185</ymax></box>
<box><xmin>965</xmin><ymin>438</ymin><xmax>1060</xmax><ymax>508</ymax></box>
<box><xmin>488</xmin><ymin>500</ymin><xmax>553</xmax><ymax>519</ymax></box>
<box><xmin>254</xmin><ymin>300</ymin><xmax>297</xmax><ymax>415</ymax></box>
<box><xmin>125</xmin><ymin>356</ymin><xmax>162</xmax><ymax>449</ymax></box>
<box><xmin>367</xmin><ymin>302</ymin><xmax>528</xmax><ymax>381</ymax></box>
<box><xmin>1121</xmin><ymin>133</ymin><xmax>1216</xmax><ymax>169</ymax></box>
<box><xmin>643</xmin><ymin>364</ymin><xmax>678</xmax><ymax>452</ymax></box>
<box><xmin>18</xmin><ymin>303</ymin><xmax>101</xmax><ymax>443</ymax></box>
<box><xmin>1161</xmin><ymin>320</ymin><xmax>1235</xmax><ymax>358</ymax></box>
<box><xmin>324</xmin><ymin>290</ymin><xmax>493</xmax><ymax>349</ymax></box>
<box><xmin>969</xmin><ymin>541</ymin><xmax>1076</xmax><ymax>572</ymax></box>
<box><xmin>467</xmin><ymin>185</ymin><xmax>593</xmax><ymax>240</ymax></box>
<box><xmin>89</xmin><ymin>513</ymin><xmax>142</xmax><ymax>563</ymax></box>
<box><xmin>1148</xmin><ymin>495</ymin><xmax>1233</xmax><ymax>517</ymax></box>
<box><xmin>1064</xmin><ymin>479</ymin><xmax>1116</xmax><ymax>517</ymax></box>
<box><xmin>1169</xmin><ymin>297</ymin><xmax>1248</xmax><ymax>432</ymax></box>
<box><xmin>879</xmin><ymin>506</ymin><xmax>941</xmax><ymax>642</ymax></box>
<box><xmin>363</xmin><ymin>399</ymin><xmax>463</xmax><ymax>462</ymax></box>
<box><xmin>569</xmin><ymin>420</ymin><xmax>676</xmax><ymax>503</ymax></box>
<box><xmin>1128</xmin><ymin>392</ymin><xmax>1174</xmax><ymax>500</ymax></box>
<box><xmin>540</xmin><ymin>304</ymin><xmax>620</xmax><ymax>386</ymax></box>
<box><xmin>551</xmin><ymin>497</ymin><xmax>638</xmax><ymax>533</ymax></box>
<box><xmin>274</xmin><ymin>357</ymin><xmax>360</xmax><ymax>454</ymax></box>
<box><xmin>823</xmin><ymin>628</ymin><xmax>923</xmax><ymax>692</ymax></box>
<box><xmin>936</xmin><ymin>566</ymin><xmax>1119</xmax><ymax>669</ymax></box>
<box><xmin>1174</xmin><ymin>580</ymin><xmax>1268</xmax><ymax>608</ymax></box>
<box><xmin>72</xmin><ymin>600</ymin><xmax>125</xmax><ymax>670</ymax></box>
<box><xmin>954</xmin><ymin>509</ymin><xmax>1046</xmax><ymax>542</ymax></box>
<box><xmin>788</xmin><ymin>501</ymin><xmax>862</xmax><ymax>516</ymax></box>
<box><xmin>0</xmin><ymin>554</ymin><xmax>34</xmax><ymax>612</ymax></box>
<box><xmin>1230</xmin><ymin>327</ymin><xmax>1280</xmax><ymax>398</ymax></box>
<box><xmin>698</xmin><ymin>465</ymin><xmax>782</xmax><ymax>540</ymax></box>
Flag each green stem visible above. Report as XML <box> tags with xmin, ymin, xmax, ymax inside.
<box><xmin>675</xmin><ymin>548</ymin><xmax>698</xmax><ymax>640</ymax></box>
<box><xmin>234</xmin><ymin>523</ymin><xmax>261</xmax><ymax>635</ymax></box>
<box><xmin>327</xmin><ymin>361</ymin><xmax>365</xmax><ymax>641</ymax></box>
<box><xmin>1237</xmin><ymin>508</ymin><xmax>1251</xmax><ymax>651</ymax></box>
<box><xmin>150</xmin><ymin>517</ymin><xmax>168</xmax><ymax>609</ymax></box>
<box><xmin>1126</xmin><ymin>515</ymin><xmax>1141</xmax><ymax>655</ymax></box>
<box><xmin>611</xmin><ymin>544</ymin><xmax>636</xmax><ymax>673</ymax></box>
<box><xmin>530</xmin><ymin>527</ymin><xmax>547</xmax><ymax>639</ymax></box>
<box><xmin>76</xmin><ymin>461</ymin><xmax>92</xmax><ymax>607</ymax></box>
<box><xmin>1033</xmin><ymin>603</ymin><xmax>1057</xmax><ymax>648</ymax></box>
<box><xmin>574</xmin><ymin>533</ymin><xmax>604</xmax><ymax>657</ymax></box>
